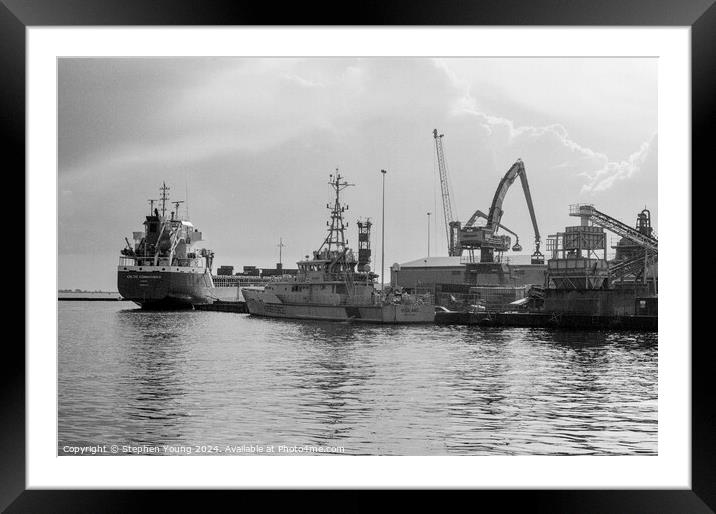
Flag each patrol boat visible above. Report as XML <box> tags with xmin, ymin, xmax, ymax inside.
<box><xmin>242</xmin><ymin>172</ymin><xmax>435</xmax><ymax>323</ymax></box>
<box><xmin>117</xmin><ymin>183</ymin><xmax>215</xmax><ymax>309</ymax></box>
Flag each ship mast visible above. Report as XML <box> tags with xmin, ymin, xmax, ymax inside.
<box><xmin>159</xmin><ymin>182</ymin><xmax>170</xmax><ymax>218</ymax></box>
<box><xmin>172</xmin><ymin>200</ymin><xmax>184</xmax><ymax>220</ymax></box>
<box><xmin>319</xmin><ymin>170</ymin><xmax>354</xmax><ymax>253</ymax></box>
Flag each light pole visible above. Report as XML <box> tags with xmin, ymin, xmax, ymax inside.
<box><xmin>381</xmin><ymin>169</ymin><xmax>387</xmax><ymax>292</ymax></box>
<box><xmin>427</xmin><ymin>212</ymin><xmax>431</xmax><ymax>257</ymax></box>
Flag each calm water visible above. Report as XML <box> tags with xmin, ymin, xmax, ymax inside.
<box><xmin>58</xmin><ymin>302</ymin><xmax>657</xmax><ymax>456</ymax></box>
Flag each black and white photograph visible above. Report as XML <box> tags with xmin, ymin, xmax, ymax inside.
<box><xmin>57</xmin><ymin>55</ymin><xmax>659</xmax><ymax>458</ymax></box>
<box><xmin>2</xmin><ymin>0</ymin><xmax>710</xmax><ymax>504</ymax></box>
<box><xmin>3</xmin><ymin>5</ymin><xmax>706</xmax><ymax>507</ymax></box>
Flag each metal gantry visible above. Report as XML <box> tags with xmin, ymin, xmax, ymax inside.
<box><xmin>569</xmin><ymin>204</ymin><xmax>658</xmax><ymax>284</ymax></box>
<box><xmin>570</xmin><ymin>204</ymin><xmax>658</xmax><ymax>253</ymax></box>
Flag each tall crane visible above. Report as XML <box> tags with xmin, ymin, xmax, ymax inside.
<box><xmin>487</xmin><ymin>159</ymin><xmax>542</xmax><ymax>263</ymax></box>
<box><xmin>457</xmin><ymin>159</ymin><xmax>544</xmax><ymax>264</ymax></box>
<box><xmin>433</xmin><ymin>129</ymin><xmax>460</xmax><ymax>256</ymax></box>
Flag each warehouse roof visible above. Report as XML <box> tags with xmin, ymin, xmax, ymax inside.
<box><xmin>396</xmin><ymin>254</ymin><xmax>539</xmax><ymax>268</ymax></box>
<box><xmin>397</xmin><ymin>256</ymin><xmax>463</xmax><ymax>268</ymax></box>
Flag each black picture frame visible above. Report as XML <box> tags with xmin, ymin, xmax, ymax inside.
<box><xmin>5</xmin><ymin>0</ymin><xmax>710</xmax><ymax>511</ymax></box>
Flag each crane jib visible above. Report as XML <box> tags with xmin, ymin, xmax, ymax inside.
<box><xmin>486</xmin><ymin>160</ymin><xmax>542</xmax><ymax>249</ymax></box>
<box><xmin>433</xmin><ymin>129</ymin><xmax>457</xmax><ymax>255</ymax></box>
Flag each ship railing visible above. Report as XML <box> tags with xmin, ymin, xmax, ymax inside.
<box><xmin>291</xmin><ymin>273</ymin><xmax>373</xmax><ymax>283</ymax></box>
<box><xmin>119</xmin><ymin>254</ymin><xmax>160</xmax><ymax>266</ymax></box>
<box><xmin>383</xmin><ymin>289</ymin><xmax>435</xmax><ymax>307</ymax></box>
<box><xmin>337</xmin><ymin>297</ymin><xmax>381</xmax><ymax>306</ymax></box>
<box><xmin>119</xmin><ymin>256</ymin><xmax>136</xmax><ymax>266</ymax></box>
<box><xmin>119</xmin><ymin>255</ymin><xmax>207</xmax><ymax>268</ymax></box>
<box><xmin>287</xmin><ymin>293</ymin><xmax>381</xmax><ymax>306</ymax></box>
<box><xmin>213</xmin><ymin>275</ymin><xmax>273</xmax><ymax>285</ymax></box>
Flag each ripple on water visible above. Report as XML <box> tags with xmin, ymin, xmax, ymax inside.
<box><xmin>58</xmin><ymin>302</ymin><xmax>657</xmax><ymax>455</ymax></box>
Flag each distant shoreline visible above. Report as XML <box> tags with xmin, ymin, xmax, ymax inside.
<box><xmin>59</xmin><ymin>290</ymin><xmax>119</xmax><ymax>294</ymax></box>
<box><xmin>58</xmin><ymin>291</ymin><xmax>124</xmax><ymax>301</ymax></box>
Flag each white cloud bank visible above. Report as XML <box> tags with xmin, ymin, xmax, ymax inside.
<box><xmin>438</xmin><ymin>59</ymin><xmax>656</xmax><ymax>196</ymax></box>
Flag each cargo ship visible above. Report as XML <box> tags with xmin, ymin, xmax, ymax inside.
<box><xmin>243</xmin><ymin>172</ymin><xmax>436</xmax><ymax>323</ymax></box>
<box><xmin>117</xmin><ymin>183</ymin><xmax>215</xmax><ymax>309</ymax></box>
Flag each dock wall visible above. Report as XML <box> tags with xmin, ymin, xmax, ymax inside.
<box><xmin>543</xmin><ymin>286</ymin><xmax>653</xmax><ymax>316</ymax></box>
<box><xmin>435</xmin><ymin>311</ymin><xmax>657</xmax><ymax>331</ymax></box>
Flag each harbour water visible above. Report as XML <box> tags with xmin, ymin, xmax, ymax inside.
<box><xmin>58</xmin><ymin>302</ymin><xmax>657</xmax><ymax>456</ymax></box>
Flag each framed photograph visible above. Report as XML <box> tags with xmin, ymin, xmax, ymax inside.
<box><xmin>8</xmin><ymin>0</ymin><xmax>710</xmax><ymax>511</ymax></box>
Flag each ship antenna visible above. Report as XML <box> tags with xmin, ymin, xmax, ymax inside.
<box><xmin>160</xmin><ymin>182</ymin><xmax>170</xmax><ymax>218</ymax></box>
<box><xmin>186</xmin><ymin>177</ymin><xmax>190</xmax><ymax>220</ymax></box>
<box><xmin>148</xmin><ymin>199</ymin><xmax>157</xmax><ymax>215</ymax></box>
<box><xmin>277</xmin><ymin>237</ymin><xmax>285</xmax><ymax>267</ymax></box>
<box><xmin>318</xmin><ymin>169</ymin><xmax>354</xmax><ymax>253</ymax></box>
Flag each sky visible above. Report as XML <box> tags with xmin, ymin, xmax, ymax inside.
<box><xmin>58</xmin><ymin>57</ymin><xmax>657</xmax><ymax>291</ymax></box>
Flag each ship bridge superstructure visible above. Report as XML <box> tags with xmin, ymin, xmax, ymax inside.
<box><xmin>119</xmin><ymin>182</ymin><xmax>214</xmax><ymax>270</ymax></box>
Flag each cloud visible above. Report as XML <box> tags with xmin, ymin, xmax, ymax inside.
<box><xmin>434</xmin><ymin>59</ymin><xmax>656</xmax><ymax>194</ymax></box>
<box><xmin>60</xmin><ymin>58</ymin><xmax>462</xmax><ymax>180</ymax></box>
<box><xmin>579</xmin><ymin>137</ymin><xmax>655</xmax><ymax>193</ymax></box>
<box><xmin>281</xmin><ymin>73</ymin><xmax>327</xmax><ymax>88</ymax></box>
<box><xmin>61</xmin><ymin>57</ymin><xmax>654</xmax><ymax>196</ymax></box>
<box><xmin>454</xmin><ymin>105</ymin><xmax>654</xmax><ymax>194</ymax></box>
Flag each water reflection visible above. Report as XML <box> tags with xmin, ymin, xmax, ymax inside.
<box><xmin>292</xmin><ymin>322</ymin><xmax>376</xmax><ymax>448</ymax></box>
<box><xmin>59</xmin><ymin>303</ymin><xmax>658</xmax><ymax>456</ymax></box>
<box><xmin>114</xmin><ymin>311</ymin><xmax>196</xmax><ymax>446</ymax></box>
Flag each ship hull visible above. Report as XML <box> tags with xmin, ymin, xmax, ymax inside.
<box><xmin>243</xmin><ymin>289</ymin><xmax>434</xmax><ymax>323</ymax></box>
<box><xmin>117</xmin><ymin>266</ymin><xmax>214</xmax><ymax>309</ymax></box>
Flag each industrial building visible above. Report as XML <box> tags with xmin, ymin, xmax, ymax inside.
<box><xmin>539</xmin><ymin>204</ymin><xmax>658</xmax><ymax>317</ymax></box>
<box><xmin>390</xmin><ymin>255</ymin><xmax>546</xmax><ymax>292</ymax></box>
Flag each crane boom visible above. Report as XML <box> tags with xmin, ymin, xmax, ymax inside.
<box><xmin>518</xmin><ymin>162</ymin><xmax>541</xmax><ymax>247</ymax></box>
<box><xmin>485</xmin><ymin>159</ymin><xmax>543</xmax><ymax>263</ymax></box>
<box><xmin>433</xmin><ymin>129</ymin><xmax>458</xmax><ymax>256</ymax></box>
